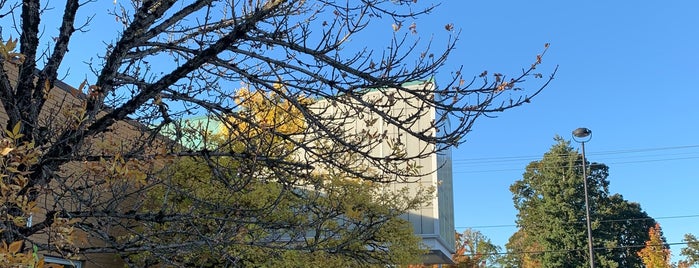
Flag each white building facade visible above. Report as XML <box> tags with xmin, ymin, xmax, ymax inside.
<box><xmin>309</xmin><ymin>81</ymin><xmax>455</xmax><ymax>264</ymax></box>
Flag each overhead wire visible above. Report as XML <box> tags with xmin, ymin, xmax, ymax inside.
<box><xmin>456</xmin><ymin>214</ymin><xmax>699</xmax><ymax>229</ymax></box>
<box><xmin>456</xmin><ymin>216</ymin><xmax>699</xmax><ymax>257</ymax></box>
<box><xmin>453</xmin><ymin>144</ymin><xmax>699</xmax><ymax>163</ymax></box>
<box><xmin>451</xmin><ymin>144</ymin><xmax>699</xmax><ymax>174</ymax></box>
<box><xmin>460</xmin><ymin>241</ymin><xmax>699</xmax><ymax>257</ymax></box>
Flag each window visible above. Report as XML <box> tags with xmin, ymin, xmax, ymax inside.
<box><xmin>43</xmin><ymin>256</ymin><xmax>83</xmax><ymax>268</ymax></box>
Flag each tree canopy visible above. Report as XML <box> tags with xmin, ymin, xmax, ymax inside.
<box><xmin>637</xmin><ymin>223</ymin><xmax>671</xmax><ymax>268</ymax></box>
<box><xmin>408</xmin><ymin>228</ymin><xmax>501</xmax><ymax>268</ymax></box>
<box><xmin>678</xmin><ymin>233</ymin><xmax>699</xmax><ymax>268</ymax></box>
<box><xmin>129</xmin><ymin>89</ymin><xmax>432</xmax><ymax>266</ymax></box>
<box><xmin>451</xmin><ymin>228</ymin><xmax>501</xmax><ymax>268</ymax></box>
<box><xmin>0</xmin><ymin>0</ymin><xmax>555</xmax><ymax>266</ymax></box>
<box><xmin>505</xmin><ymin>137</ymin><xmax>656</xmax><ymax>268</ymax></box>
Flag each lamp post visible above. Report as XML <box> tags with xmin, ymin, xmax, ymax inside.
<box><xmin>573</xmin><ymin>127</ymin><xmax>594</xmax><ymax>268</ymax></box>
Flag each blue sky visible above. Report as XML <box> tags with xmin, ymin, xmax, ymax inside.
<box><xmin>428</xmin><ymin>0</ymin><xmax>699</xmax><ymax>262</ymax></box>
<box><xmin>28</xmin><ymin>0</ymin><xmax>699</xmax><ymax>262</ymax></box>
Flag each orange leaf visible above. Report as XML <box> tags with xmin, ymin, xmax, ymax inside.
<box><xmin>8</xmin><ymin>240</ymin><xmax>22</xmax><ymax>254</ymax></box>
<box><xmin>77</xmin><ymin>79</ymin><xmax>87</xmax><ymax>92</ymax></box>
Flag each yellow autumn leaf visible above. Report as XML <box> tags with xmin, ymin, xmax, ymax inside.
<box><xmin>13</xmin><ymin>216</ymin><xmax>27</xmax><ymax>227</ymax></box>
<box><xmin>0</xmin><ymin>38</ymin><xmax>13</xmax><ymax>56</ymax></box>
<box><xmin>12</xmin><ymin>121</ymin><xmax>21</xmax><ymax>136</ymax></box>
<box><xmin>4</xmin><ymin>38</ymin><xmax>17</xmax><ymax>52</ymax></box>
<box><xmin>0</xmin><ymin>147</ymin><xmax>13</xmax><ymax>156</ymax></box>
<box><xmin>4</xmin><ymin>122</ymin><xmax>23</xmax><ymax>139</ymax></box>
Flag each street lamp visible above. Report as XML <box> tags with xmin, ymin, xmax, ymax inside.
<box><xmin>572</xmin><ymin>127</ymin><xmax>594</xmax><ymax>268</ymax></box>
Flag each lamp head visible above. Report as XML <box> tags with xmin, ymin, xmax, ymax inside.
<box><xmin>573</xmin><ymin>128</ymin><xmax>592</xmax><ymax>138</ymax></box>
<box><xmin>572</xmin><ymin>127</ymin><xmax>592</xmax><ymax>143</ymax></box>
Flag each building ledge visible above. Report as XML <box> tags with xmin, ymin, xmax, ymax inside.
<box><xmin>420</xmin><ymin>235</ymin><xmax>455</xmax><ymax>264</ymax></box>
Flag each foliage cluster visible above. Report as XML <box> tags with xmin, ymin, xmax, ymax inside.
<box><xmin>0</xmin><ymin>0</ymin><xmax>555</xmax><ymax>266</ymax></box>
<box><xmin>504</xmin><ymin>138</ymin><xmax>656</xmax><ymax>268</ymax></box>
<box><xmin>637</xmin><ymin>223</ymin><xmax>671</xmax><ymax>268</ymax></box>
<box><xmin>126</xmin><ymin>89</ymin><xmax>433</xmax><ymax>266</ymax></box>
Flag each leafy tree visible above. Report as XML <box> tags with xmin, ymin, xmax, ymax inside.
<box><xmin>451</xmin><ymin>228</ymin><xmax>501</xmax><ymax>268</ymax></box>
<box><xmin>0</xmin><ymin>125</ymin><xmax>79</xmax><ymax>267</ymax></box>
<box><xmin>408</xmin><ymin>228</ymin><xmax>500</xmax><ymax>268</ymax></box>
<box><xmin>678</xmin><ymin>234</ymin><xmax>699</xmax><ymax>268</ymax></box>
<box><xmin>0</xmin><ymin>0</ymin><xmax>555</xmax><ymax>266</ymax></box>
<box><xmin>638</xmin><ymin>223</ymin><xmax>671</xmax><ymax>268</ymax></box>
<box><xmin>130</xmin><ymin>89</ymin><xmax>431</xmax><ymax>266</ymax></box>
<box><xmin>500</xmin><ymin>229</ymin><xmax>542</xmax><ymax>268</ymax></box>
<box><xmin>135</xmin><ymin>156</ymin><xmax>432</xmax><ymax>267</ymax></box>
<box><xmin>506</xmin><ymin>137</ymin><xmax>655</xmax><ymax>268</ymax></box>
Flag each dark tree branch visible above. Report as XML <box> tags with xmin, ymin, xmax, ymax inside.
<box><xmin>10</xmin><ymin>0</ymin><xmax>41</xmax><ymax>133</ymax></box>
<box><xmin>33</xmin><ymin>0</ymin><xmax>80</xmax><ymax>143</ymax></box>
<box><xmin>0</xmin><ymin>0</ymin><xmax>556</xmax><ymax>266</ymax></box>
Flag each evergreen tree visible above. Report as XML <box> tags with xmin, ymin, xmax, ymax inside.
<box><xmin>506</xmin><ymin>137</ymin><xmax>655</xmax><ymax>267</ymax></box>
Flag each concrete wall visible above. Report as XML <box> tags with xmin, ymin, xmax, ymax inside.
<box><xmin>309</xmin><ymin>81</ymin><xmax>455</xmax><ymax>264</ymax></box>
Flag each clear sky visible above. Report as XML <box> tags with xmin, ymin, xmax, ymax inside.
<box><xmin>30</xmin><ymin>0</ymin><xmax>699</xmax><ymax>263</ymax></box>
<box><xmin>425</xmin><ymin>0</ymin><xmax>699</xmax><ymax>262</ymax></box>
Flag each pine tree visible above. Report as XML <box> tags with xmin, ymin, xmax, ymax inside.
<box><xmin>506</xmin><ymin>137</ymin><xmax>655</xmax><ymax>267</ymax></box>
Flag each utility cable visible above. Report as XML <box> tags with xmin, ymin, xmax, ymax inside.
<box><xmin>456</xmin><ymin>214</ymin><xmax>699</xmax><ymax>229</ymax></box>
<box><xmin>452</xmin><ymin>154</ymin><xmax>699</xmax><ymax>174</ymax></box>
<box><xmin>451</xmin><ymin>144</ymin><xmax>699</xmax><ymax>174</ymax></box>
<box><xmin>459</xmin><ymin>241</ymin><xmax>699</xmax><ymax>257</ymax></box>
<box><xmin>453</xmin><ymin>144</ymin><xmax>699</xmax><ymax>164</ymax></box>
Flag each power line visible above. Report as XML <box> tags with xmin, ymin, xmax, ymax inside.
<box><xmin>452</xmin><ymin>154</ymin><xmax>699</xmax><ymax>174</ymax></box>
<box><xmin>462</xmin><ymin>241</ymin><xmax>699</xmax><ymax>257</ymax></box>
<box><xmin>453</xmin><ymin>144</ymin><xmax>699</xmax><ymax>164</ymax></box>
<box><xmin>452</xmin><ymin>144</ymin><xmax>699</xmax><ymax>167</ymax></box>
<box><xmin>590</xmin><ymin>145</ymin><xmax>699</xmax><ymax>156</ymax></box>
<box><xmin>457</xmin><ymin>214</ymin><xmax>699</xmax><ymax>229</ymax></box>
<box><xmin>453</xmin><ymin>152</ymin><xmax>699</xmax><ymax>166</ymax></box>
